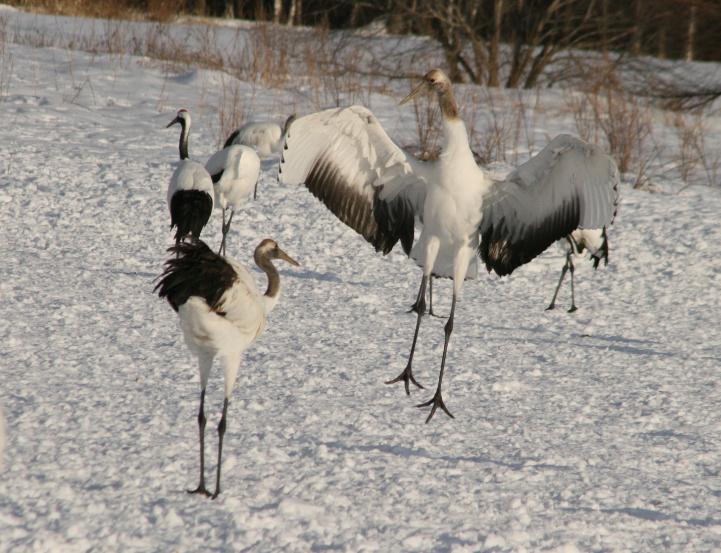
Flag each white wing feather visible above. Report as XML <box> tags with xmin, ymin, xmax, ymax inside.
<box><xmin>279</xmin><ymin>105</ymin><xmax>427</xmax><ymax>254</ymax></box>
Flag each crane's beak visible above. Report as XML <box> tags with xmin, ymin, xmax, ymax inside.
<box><xmin>277</xmin><ymin>248</ymin><xmax>300</xmax><ymax>267</ymax></box>
<box><xmin>400</xmin><ymin>80</ymin><xmax>428</xmax><ymax>105</ymax></box>
<box><xmin>166</xmin><ymin>116</ymin><xmax>181</xmax><ymax>128</ymax></box>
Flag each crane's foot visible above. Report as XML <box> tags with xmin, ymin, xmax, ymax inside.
<box><xmin>408</xmin><ymin>302</ymin><xmax>443</xmax><ymax>318</ymax></box>
<box><xmin>545</xmin><ymin>303</ymin><xmax>555</xmax><ymax>311</ymax></box>
<box><xmin>407</xmin><ymin>302</ymin><xmax>422</xmax><ymax>315</ymax></box>
<box><xmin>385</xmin><ymin>363</ymin><xmax>424</xmax><ymax>396</ymax></box>
<box><xmin>211</xmin><ymin>489</ymin><xmax>221</xmax><ymax>500</ymax></box>
<box><xmin>416</xmin><ymin>389</ymin><xmax>454</xmax><ymax>423</ymax></box>
<box><xmin>567</xmin><ymin>305</ymin><xmax>578</xmax><ymax>313</ymax></box>
<box><xmin>187</xmin><ymin>485</ymin><xmax>212</xmax><ymax>497</ymax></box>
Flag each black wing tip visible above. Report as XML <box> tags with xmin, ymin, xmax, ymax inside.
<box><xmin>304</xmin><ymin>155</ymin><xmax>415</xmax><ymax>257</ymax></box>
<box><xmin>223</xmin><ymin>129</ymin><xmax>240</xmax><ymax>149</ymax></box>
<box><xmin>480</xmin><ymin>197</ymin><xmax>581</xmax><ymax>277</ymax></box>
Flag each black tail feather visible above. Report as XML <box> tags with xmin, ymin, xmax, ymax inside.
<box><xmin>155</xmin><ymin>239</ymin><xmax>237</xmax><ymax>313</ymax></box>
<box><xmin>170</xmin><ymin>190</ymin><xmax>213</xmax><ymax>243</ymax></box>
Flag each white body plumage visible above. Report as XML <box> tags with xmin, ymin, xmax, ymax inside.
<box><xmin>178</xmin><ymin>260</ymin><xmax>267</xmax><ymax>397</ymax></box>
<box><xmin>205</xmin><ymin>145</ymin><xmax>261</xmax><ymax>210</ymax></box>
<box><xmin>168</xmin><ymin>160</ymin><xmax>214</xmax><ymax>207</ymax></box>
<box><xmin>225</xmin><ymin>115</ymin><xmax>295</xmax><ymax>157</ymax></box>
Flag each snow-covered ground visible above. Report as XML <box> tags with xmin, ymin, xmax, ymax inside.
<box><xmin>1</xmin><ymin>8</ymin><xmax>721</xmax><ymax>553</ymax></box>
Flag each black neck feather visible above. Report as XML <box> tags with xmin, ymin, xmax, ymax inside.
<box><xmin>179</xmin><ymin>120</ymin><xmax>189</xmax><ymax>160</ymax></box>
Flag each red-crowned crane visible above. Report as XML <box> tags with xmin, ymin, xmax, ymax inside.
<box><xmin>279</xmin><ymin>68</ymin><xmax>619</xmax><ymax>423</ymax></box>
<box><xmin>155</xmin><ymin>238</ymin><xmax>299</xmax><ymax>498</ymax></box>
<box><xmin>205</xmin><ymin>144</ymin><xmax>261</xmax><ymax>256</ymax></box>
<box><xmin>224</xmin><ymin>115</ymin><xmax>296</xmax><ymax>158</ymax></box>
<box><xmin>166</xmin><ymin>109</ymin><xmax>214</xmax><ymax>246</ymax></box>
<box><xmin>547</xmin><ymin>228</ymin><xmax>609</xmax><ymax>312</ymax></box>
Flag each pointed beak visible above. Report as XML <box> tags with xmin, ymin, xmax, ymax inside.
<box><xmin>277</xmin><ymin>248</ymin><xmax>300</xmax><ymax>267</ymax></box>
<box><xmin>166</xmin><ymin>116</ymin><xmax>180</xmax><ymax>128</ymax></box>
<box><xmin>400</xmin><ymin>80</ymin><xmax>428</xmax><ymax>105</ymax></box>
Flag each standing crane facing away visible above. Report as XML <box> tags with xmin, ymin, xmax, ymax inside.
<box><xmin>546</xmin><ymin>228</ymin><xmax>609</xmax><ymax>312</ymax></box>
<box><xmin>205</xmin><ymin>144</ymin><xmax>261</xmax><ymax>256</ymax></box>
<box><xmin>224</xmin><ymin>114</ymin><xmax>296</xmax><ymax>158</ymax></box>
<box><xmin>279</xmin><ymin>68</ymin><xmax>619</xmax><ymax>423</ymax></box>
<box><xmin>155</xmin><ymin>238</ymin><xmax>299</xmax><ymax>498</ymax></box>
<box><xmin>166</xmin><ymin>109</ymin><xmax>214</xmax><ymax>246</ymax></box>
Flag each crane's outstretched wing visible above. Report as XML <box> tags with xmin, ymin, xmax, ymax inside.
<box><xmin>279</xmin><ymin>105</ymin><xmax>427</xmax><ymax>255</ymax></box>
<box><xmin>479</xmin><ymin>134</ymin><xmax>619</xmax><ymax>276</ymax></box>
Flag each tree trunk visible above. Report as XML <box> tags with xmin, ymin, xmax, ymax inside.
<box><xmin>601</xmin><ymin>0</ymin><xmax>609</xmax><ymax>54</ymax></box>
<box><xmin>273</xmin><ymin>0</ymin><xmax>282</xmax><ymax>23</ymax></box>
<box><xmin>288</xmin><ymin>0</ymin><xmax>302</xmax><ymax>25</ymax></box>
<box><xmin>632</xmin><ymin>0</ymin><xmax>643</xmax><ymax>55</ymax></box>
<box><xmin>232</xmin><ymin>0</ymin><xmax>242</xmax><ymax>18</ymax></box>
<box><xmin>488</xmin><ymin>0</ymin><xmax>503</xmax><ymax>86</ymax></box>
<box><xmin>686</xmin><ymin>5</ymin><xmax>696</xmax><ymax>61</ymax></box>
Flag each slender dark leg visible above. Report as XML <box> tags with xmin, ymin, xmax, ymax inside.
<box><xmin>428</xmin><ymin>276</ymin><xmax>436</xmax><ymax>316</ymax></box>
<box><xmin>218</xmin><ymin>209</ymin><xmax>226</xmax><ymax>255</ymax></box>
<box><xmin>387</xmin><ymin>275</ymin><xmax>427</xmax><ymax>395</ymax></box>
<box><xmin>211</xmin><ymin>398</ymin><xmax>229</xmax><ymax>499</ymax></box>
<box><xmin>568</xmin><ymin>255</ymin><xmax>578</xmax><ymax>313</ymax></box>
<box><xmin>219</xmin><ymin>209</ymin><xmax>234</xmax><ymax>257</ymax></box>
<box><xmin>416</xmin><ymin>293</ymin><xmax>456</xmax><ymax>423</ymax></box>
<box><xmin>188</xmin><ymin>388</ymin><xmax>211</xmax><ymax>496</ymax></box>
<box><xmin>408</xmin><ymin>277</ymin><xmax>424</xmax><ymax>314</ymax></box>
<box><xmin>409</xmin><ymin>277</ymin><xmax>442</xmax><ymax>317</ymax></box>
<box><xmin>546</xmin><ymin>253</ymin><xmax>570</xmax><ymax>311</ymax></box>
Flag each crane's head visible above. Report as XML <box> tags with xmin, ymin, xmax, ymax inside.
<box><xmin>166</xmin><ymin>108</ymin><xmax>191</xmax><ymax>129</ymax></box>
<box><xmin>400</xmin><ymin>68</ymin><xmax>452</xmax><ymax>105</ymax></box>
<box><xmin>255</xmin><ymin>239</ymin><xmax>300</xmax><ymax>267</ymax></box>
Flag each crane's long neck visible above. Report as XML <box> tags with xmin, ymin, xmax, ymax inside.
<box><xmin>255</xmin><ymin>254</ymin><xmax>281</xmax><ymax>313</ymax></box>
<box><xmin>179</xmin><ymin>119</ymin><xmax>189</xmax><ymax>160</ymax></box>
<box><xmin>435</xmin><ymin>85</ymin><xmax>473</xmax><ymax>159</ymax></box>
<box><xmin>438</xmin><ymin>86</ymin><xmax>459</xmax><ymax>120</ymax></box>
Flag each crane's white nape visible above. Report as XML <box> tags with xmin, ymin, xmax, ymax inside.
<box><xmin>205</xmin><ymin>144</ymin><xmax>261</xmax><ymax>256</ymax></box>
<box><xmin>546</xmin><ymin>228</ymin><xmax>610</xmax><ymax>312</ymax></box>
<box><xmin>166</xmin><ymin>109</ymin><xmax>214</xmax><ymax>246</ymax></box>
<box><xmin>155</xmin><ymin>238</ymin><xmax>299</xmax><ymax>498</ymax></box>
<box><xmin>224</xmin><ymin>114</ymin><xmax>296</xmax><ymax>157</ymax></box>
<box><xmin>280</xmin><ymin>67</ymin><xmax>619</xmax><ymax>424</ymax></box>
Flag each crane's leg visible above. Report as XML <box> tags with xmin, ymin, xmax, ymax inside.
<box><xmin>416</xmin><ymin>293</ymin><xmax>456</xmax><ymax>423</ymax></box>
<box><xmin>546</xmin><ymin>252</ymin><xmax>570</xmax><ymax>311</ymax></box>
<box><xmin>211</xmin><ymin>398</ymin><xmax>229</xmax><ymax>499</ymax></box>
<box><xmin>409</xmin><ymin>276</ymin><xmax>442</xmax><ymax>317</ymax></box>
<box><xmin>218</xmin><ymin>209</ymin><xmax>226</xmax><ymax>255</ymax></box>
<box><xmin>408</xmin><ymin>276</ymin><xmax>425</xmax><ymax>314</ymax></box>
<box><xmin>428</xmin><ymin>276</ymin><xmax>439</xmax><ymax>317</ymax></box>
<box><xmin>388</xmin><ymin>275</ymin><xmax>427</xmax><ymax>395</ymax></box>
<box><xmin>219</xmin><ymin>209</ymin><xmax>234</xmax><ymax>257</ymax></box>
<box><xmin>187</xmin><ymin>388</ymin><xmax>211</xmax><ymax>497</ymax></box>
<box><xmin>568</xmin><ymin>254</ymin><xmax>578</xmax><ymax>313</ymax></box>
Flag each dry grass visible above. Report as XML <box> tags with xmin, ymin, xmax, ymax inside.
<box><xmin>567</xmin><ymin>72</ymin><xmax>655</xmax><ymax>188</ymax></box>
<box><xmin>211</xmin><ymin>75</ymin><xmax>252</xmax><ymax>149</ymax></box>
<box><xmin>7</xmin><ymin>5</ymin><xmax>719</xmax><ymax>193</ymax></box>
<box><xmin>5</xmin><ymin>0</ymin><xmax>184</xmax><ymax>21</ymax></box>
<box><xmin>670</xmin><ymin>111</ymin><xmax>721</xmax><ymax>188</ymax></box>
<box><xmin>0</xmin><ymin>17</ymin><xmax>14</xmax><ymax>100</ymax></box>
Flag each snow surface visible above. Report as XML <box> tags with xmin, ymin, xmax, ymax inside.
<box><xmin>1</xmin><ymin>11</ymin><xmax>721</xmax><ymax>553</ymax></box>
